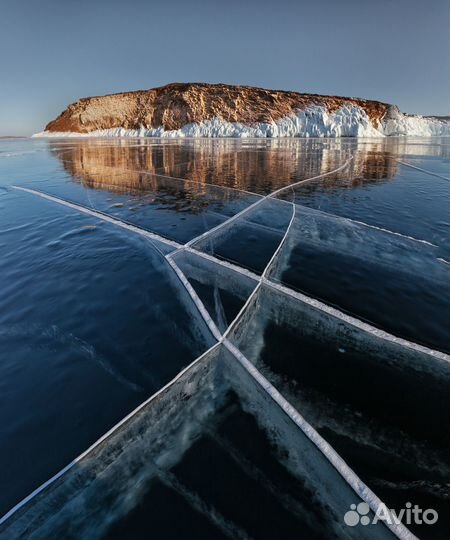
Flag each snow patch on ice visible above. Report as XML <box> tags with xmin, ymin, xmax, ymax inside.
<box><xmin>33</xmin><ymin>105</ymin><xmax>450</xmax><ymax>139</ymax></box>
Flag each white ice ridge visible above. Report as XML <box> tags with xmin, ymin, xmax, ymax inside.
<box><xmin>32</xmin><ymin>105</ymin><xmax>450</xmax><ymax>139</ymax></box>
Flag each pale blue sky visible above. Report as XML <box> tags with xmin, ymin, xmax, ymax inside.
<box><xmin>1</xmin><ymin>0</ymin><xmax>448</xmax><ymax>136</ymax></box>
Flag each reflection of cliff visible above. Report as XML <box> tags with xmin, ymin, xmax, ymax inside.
<box><xmin>52</xmin><ymin>139</ymin><xmax>400</xmax><ymax>200</ymax></box>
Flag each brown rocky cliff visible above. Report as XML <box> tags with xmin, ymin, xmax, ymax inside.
<box><xmin>45</xmin><ymin>83</ymin><xmax>391</xmax><ymax>133</ymax></box>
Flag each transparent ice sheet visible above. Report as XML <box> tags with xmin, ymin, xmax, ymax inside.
<box><xmin>0</xmin><ymin>345</ymin><xmax>396</xmax><ymax>540</ymax></box>
<box><xmin>2</xmin><ymin>138</ymin><xmax>448</xmax><ymax>540</ymax></box>
<box><xmin>227</xmin><ymin>283</ymin><xmax>449</xmax><ymax>538</ymax></box>
<box><xmin>267</xmin><ymin>204</ymin><xmax>450</xmax><ymax>352</ymax></box>
<box><xmin>171</xmin><ymin>249</ymin><xmax>257</xmax><ymax>332</ymax></box>
<box><xmin>193</xmin><ymin>198</ymin><xmax>293</xmax><ymax>274</ymax></box>
<box><xmin>0</xmin><ymin>189</ymin><xmax>213</xmax><ymax>514</ymax></box>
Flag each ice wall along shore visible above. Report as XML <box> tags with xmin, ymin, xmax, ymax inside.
<box><xmin>34</xmin><ymin>106</ymin><xmax>449</xmax><ymax>139</ymax></box>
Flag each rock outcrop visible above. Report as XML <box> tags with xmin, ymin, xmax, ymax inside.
<box><xmin>37</xmin><ymin>83</ymin><xmax>449</xmax><ymax>138</ymax></box>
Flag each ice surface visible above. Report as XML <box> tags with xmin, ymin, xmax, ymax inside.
<box><xmin>399</xmin><ymin>157</ymin><xmax>450</xmax><ymax>180</ymax></box>
<box><xmin>227</xmin><ymin>283</ymin><xmax>448</xmax><ymax>539</ymax></box>
<box><xmin>2</xmin><ymin>137</ymin><xmax>447</xmax><ymax>540</ymax></box>
<box><xmin>20</xmin><ymin>173</ymin><xmax>260</xmax><ymax>244</ymax></box>
<box><xmin>265</xmin><ymin>203</ymin><xmax>450</xmax><ymax>352</ymax></box>
<box><xmin>281</xmin><ymin>158</ymin><xmax>450</xmax><ymax>254</ymax></box>
<box><xmin>191</xmin><ymin>195</ymin><xmax>294</xmax><ymax>273</ymax></box>
<box><xmin>0</xmin><ymin>189</ymin><xmax>213</xmax><ymax>516</ymax></box>
<box><xmin>171</xmin><ymin>249</ymin><xmax>257</xmax><ymax>332</ymax></box>
<box><xmin>0</xmin><ymin>345</ymin><xmax>398</xmax><ymax>540</ymax></box>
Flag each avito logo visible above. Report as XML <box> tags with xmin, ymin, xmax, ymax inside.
<box><xmin>344</xmin><ymin>502</ymin><xmax>438</xmax><ymax>527</ymax></box>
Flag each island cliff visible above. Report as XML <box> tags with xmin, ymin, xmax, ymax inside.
<box><xmin>37</xmin><ymin>83</ymin><xmax>449</xmax><ymax>138</ymax></box>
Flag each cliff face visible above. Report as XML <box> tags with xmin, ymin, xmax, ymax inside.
<box><xmin>44</xmin><ymin>82</ymin><xmax>391</xmax><ymax>134</ymax></box>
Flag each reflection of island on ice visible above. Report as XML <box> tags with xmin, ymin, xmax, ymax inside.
<box><xmin>47</xmin><ymin>139</ymin><xmax>428</xmax><ymax>213</ymax></box>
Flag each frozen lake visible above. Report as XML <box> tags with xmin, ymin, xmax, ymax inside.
<box><xmin>0</xmin><ymin>137</ymin><xmax>448</xmax><ymax>540</ymax></box>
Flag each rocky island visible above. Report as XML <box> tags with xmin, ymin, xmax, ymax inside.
<box><xmin>35</xmin><ymin>82</ymin><xmax>449</xmax><ymax>138</ymax></box>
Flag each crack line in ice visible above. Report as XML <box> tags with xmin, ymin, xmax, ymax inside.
<box><xmin>11</xmin><ymin>186</ymin><xmax>182</xmax><ymax>249</ymax></box>
<box><xmin>221</xmin><ymin>201</ymin><xmax>296</xmax><ymax>342</ymax></box>
<box><xmin>165</xmin><ymin>254</ymin><xmax>223</xmax><ymax>341</ymax></box>
<box><xmin>5</xmin><ymin>159</ymin><xmax>436</xmax><ymax>539</ymax></box>
<box><xmin>57</xmin><ymin>157</ymin><xmax>266</xmax><ymax>199</ymax></box>
<box><xmin>263</xmin><ymin>205</ymin><xmax>296</xmax><ymax>279</ymax></box>
<box><xmin>263</xmin><ymin>277</ymin><xmax>449</xmax><ymax>362</ymax></box>
<box><xmin>11</xmin><ymin>184</ymin><xmax>448</xmax><ymax>361</ymax></box>
<box><xmin>6</xmin><ymin>155</ymin><xmax>445</xmax><ymax>540</ymax></box>
<box><xmin>183</xmin><ymin>245</ymin><xmax>449</xmax><ymax>362</ymax></box>
<box><xmin>110</xmin><ymin>166</ymin><xmax>264</xmax><ymax>199</ymax></box>
<box><xmin>185</xmin><ymin>157</ymin><xmax>353</xmax><ymax>248</ymax></box>
<box><xmin>0</xmin><ymin>341</ymin><xmax>222</xmax><ymax>526</ymax></box>
<box><xmin>283</xmin><ymin>199</ymin><xmax>440</xmax><ymax>247</ymax></box>
<box><xmin>397</xmin><ymin>159</ymin><xmax>450</xmax><ymax>181</ymax></box>
<box><xmin>163</xmin><ymin>192</ymin><xmax>417</xmax><ymax>540</ymax></box>
<box><xmin>332</xmin><ymin>216</ymin><xmax>438</xmax><ymax>247</ymax></box>
<box><xmin>220</xmin><ymin>339</ymin><xmax>418</xmax><ymax>540</ymax></box>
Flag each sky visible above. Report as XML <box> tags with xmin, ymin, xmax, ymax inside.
<box><xmin>1</xmin><ymin>0</ymin><xmax>448</xmax><ymax>136</ymax></box>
